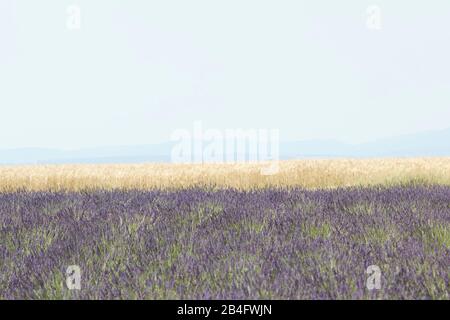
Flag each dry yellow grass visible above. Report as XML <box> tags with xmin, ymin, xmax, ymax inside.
<box><xmin>0</xmin><ymin>158</ymin><xmax>450</xmax><ymax>192</ymax></box>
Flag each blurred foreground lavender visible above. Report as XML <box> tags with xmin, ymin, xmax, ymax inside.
<box><xmin>0</xmin><ymin>186</ymin><xmax>449</xmax><ymax>299</ymax></box>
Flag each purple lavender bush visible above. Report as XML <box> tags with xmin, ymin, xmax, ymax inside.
<box><xmin>0</xmin><ymin>186</ymin><xmax>449</xmax><ymax>299</ymax></box>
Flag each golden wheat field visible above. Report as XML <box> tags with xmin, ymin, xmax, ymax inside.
<box><xmin>1</xmin><ymin>158</ymin><xmax>450</xmax><ymax>192</ymax></box>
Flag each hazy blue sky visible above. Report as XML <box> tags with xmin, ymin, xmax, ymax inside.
<box><xmin>1</xmin><ymin>0</ymin><xmax>449</xmax><ymax>149</ymax></box>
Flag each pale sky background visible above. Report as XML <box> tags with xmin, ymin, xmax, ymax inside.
<box><xmin>1</xmin><ymin>0</ymin><xmax>449</xmax><ymax>149</ymax></box>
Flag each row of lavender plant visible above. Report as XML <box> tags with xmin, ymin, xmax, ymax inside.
<box><xmin>0</xmin><ymin>186</ymin><xmax>449</xmax><ymax>299</ymax></box>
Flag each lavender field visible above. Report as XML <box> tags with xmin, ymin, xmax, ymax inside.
<box><xmin>1</xmin><ymin>186</ymin><xmax>449</xmax><ymax>299</ymax></box>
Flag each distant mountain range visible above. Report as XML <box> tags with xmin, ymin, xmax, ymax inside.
<box><xmin>1</xmin><ymin>128</ymin><xmax>449</xmax><ymax>165</ymax></box>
